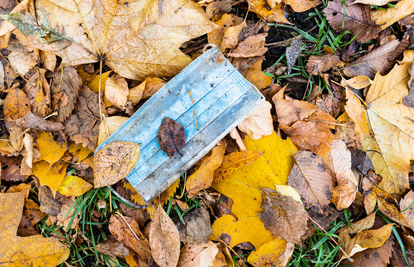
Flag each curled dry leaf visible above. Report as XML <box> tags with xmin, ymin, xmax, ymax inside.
<box><xmin>327</xmin><ymin>140</ymin><xmax>358</xmax><ymax>210</ymax></box>
<box><xmin>94</xmin><ymin>141</ymin><xmax>140</xmax><ymax>188</ymax></box>
<box><xmin>207</xmin><ymin>14</ymin><xmax>243</xmax><ymax>51</ymax></box>
<box><xmin>186</xmin><ymin>142</ymin><xmax>226</xmax><ymax>198</ymax></box>
<box><xmin>98</xmin><ymin>116</ymin><xmax>129</xmax><ymax>147</ymax></box>
<box><xmin>177</xmin><ymin>241</ymin><xmax>219</xmax><ymax>267</ymax></box>
<box><xmin>371</xmin><ymin>0</ymin><xmax>414</xmax><ymax>30</ymax></box>
<box><xmin>324</xmin><ymin>0</ymin><xmax>381</xmax><ymax>43</ymax></box>
<box><xmin>229</xmin><ymin>128</ymin><xmax>246</xmax><ymax>151</ymax></box>
<box><xmin>260</xmin><ymin>186</ymin><xmax>308</xmax><ymax>244</ymax></box>
<box><xmin>342</xmin><ymin>39</ymin><xmax>400</xmax><ymax>79</ymax></box>
<box><xmin>219</xmin><ymin>21</ymin><xmax>245</xmax><ymax>52</ymax></box>
<box><xmin>105</xmin><ymin>74</ymin><xmax>129</xmax><ymax>110</ymax></box>
<box><xmin>238</xmin><ymin>101</ymin><xmax>273</xmax><ymax>140</ymax></box>
<box><xmin>284</xmin><ymin>0</ymin><xmax>321</xmax><ymax>12</ymax></box>
<box><xmin>232</xmin><ymin>57</ymin><xmax>272</xmax><ymax>90</ymax></box>
<box><xmin>400</xmin><ymin>190</ymin><xmax>414</xmax><ymax>230</ymax></box>
<box><xmin>341</xmin><ymin>76</ymin><xmax>373</xmax><ymax>90</ymax></box>
<box><xmin>226</xmin><ymin>33</ymin><xmax>268</xmax><ymax>58</ymax></box>
<box><xmin>175</xmin><ymin>207</ymin><xmax>212</xmax><ymax>244</ymax></box>
<box><xmin>149</xmin><ymin>205</ymin><xmax>180</xmax><ymax>267</ymax></box>
<box><xmin>96</xmin><ymin>238</ymin><xmax>130</xmax><ymax>258</ymax></box>
<box><xmin>348</xmin><ymin>238</ymin><xmax>393</xmax><ymax>267</ymax></box>
<box><xmin>158</xmin><ymin>117</ymin><xmax>186</xmax><ymax>158</ymax></box>
<box><xmin>287</xmin><ymin>151</ymin><xmax>333</xmax><ymax>215</ymax></box>
<box><xmin>286</xmin><ymin>38</ymin><xmax>302</xmax><ymax>75</ymax></box>
<box><xmin>109</xmin><ymin>214</ymin><xmax>151</xmax><ymax>262</ymax></box>
<box><xmin>247</xmin><ymin>238</ymin><xmax>294</xmax><ymax>267</ymax></box>
<box><xmin>247</xmin><ymin>1</ymin><xmax>288</xmax><ymax>23</ymax></box>
<box><xmin>338</xmin><ymin>212</ymin><xmax>376</xmax><ymax>235</ymax></box>
<box><xmin>305</xmin><ymin>53</ymin><xmax>339</xmax><ymax>75</ymax></box>
<box><xmin>8</xmin><ymin>111</ymin><xmax>64</xmax><ymax>131</ymax></box>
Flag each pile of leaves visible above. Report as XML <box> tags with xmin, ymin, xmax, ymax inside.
<box><xmin>1</xmin><ymin>0</ymin><xmax>414</xmax><ymax>266</ymax></box>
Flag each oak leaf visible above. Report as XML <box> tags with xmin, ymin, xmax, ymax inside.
<box><xmin>1</xmin><ymin>0</ymin><xmax>217</xmax><ymax>81</ymax></box>
<box><xmin>212</xmin><ymin>132</ymin><xmax>297</xmax><ymax>249</ymax></box>
<box><xmin>287</xmin><ymin>150</ymin><xmax>333</xmax><ymax>215</ymax></box>
<box><xmin>324</xmin><ymin>0</ymin><xmax>381</xmax><ymax>43</ymax></box>
<box><xmin>345</xmin><ymin>55</ymin><xmax>414</xmax><ymax>195</ymax></box>
<box><xmin>238</xmin><ymin>101</ymin><xmax>273</xmax><ymax>140</ymax></box>
<box><xmin>259</xmin><ymin>186</ymin><xmax>308</xmax><ymax>244</ymax></box>
<box><xmin>0</xmin><ymin>188</ymin><xmax>70</xmax><ymax>266</ymax></box>
<box><xmin>306</xmin><ymin>53</ymin><xmax>339</xmax><ymax>75</ymax></box>
<box><xmin>158</xmin><ymin>117</ymin><xmax>186</xmax><ymax>158</ymax></box>
<box><xmin>186</xmin><ymin>142</ymin><xmax>226</xmax><ymax>197</ymax></box>
<box><xmin>149</xmin><ymin>205</ymin><xmax>181</xmax><ymax>267</ymax></box>
<box><xmin>94</xmin><ymin>141</ymin><xmax>140</xmax><ymax>187</ymax></box>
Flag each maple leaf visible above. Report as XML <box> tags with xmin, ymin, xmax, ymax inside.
<box><xmin>1</xmin><ymin>0</ymin><xmax>217</xmax><ymax>81</ymax></box>
<box><xmin>345</xmin><ymin>54</ymin><xmax>414</xmax><ymax>195</ymax></box>
<box><xmin>0</xmin><ymin>188</ymin><xmax>70</xmax><ymax>265</ymax></box>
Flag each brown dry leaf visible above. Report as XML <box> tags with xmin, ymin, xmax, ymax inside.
<box><xmin>8</xmin><ymin>50</ymin><xmax>39</xmax><ymax>76</ymax></box>
<box><xmin>96</xmin><ymin>237</ymin><xmax>130</xmax><ymax>258</ymax></box>
<box><xmin>0</xmin><ymin>156</ymin><xmax>26</xmax><ymax>181</ymax></box>
<box><xmin>324</xmin><ymin>0</ymin><xmax>381</xmax><ymax>43</ymax></box>
<box><xmin>3</xmin><ymin>87</ymin><xmax>30</xmax><ymax>121</ymax></box>
<box><xmin>149</xmin><ymin>205</ymin><xmax>181</xmax><ymax>267</ymax></box>
<box><xmin>98</xmin><ymin>116</ymin><xmax>129</xmax><ymax>147</ymax></box>
<box><xmin>306</xmin><ymin>53</ymin><xmax>339</xmax><ymax>75</ymax></box>
<box><xmin>219</xmin><ymin>21</ymin><xmax>245</xmax><ymax>52</ymax></box>
<box><xmin>342</xmin><ymin>39</ymin><xmax>400</xmax><ymax>79</ymax></box>
<box><xmin>187</xmin><ymin>142</ymin><xmax>226</xmax><ymax>197</ymax></box>
<box><xmin>94</xmin><ymin>141</ymin><xmax>140</xmax><ymax>187</ymax></box>
<box><xmin>177</xmin><ymin>241</ymin><xmax>219</xmax><ymax>267</ymax></box>
<box><xmin>214</xmin><ymin>150</ymin><xmax>263</xmax><ymax>183</ymax></box>
<box><xmin>64</xmin><ymin>86</ymin><xmax>101</xmax><ymax>150</ymax></box>
<box><xmin>40</xmin><ymin>50</ymin><xmax>56</xmax><ymax>72</ymax></box>
<box><xmin>327</xmin><ymin>140</ymin><xmax>358</xmax><ymax>210</ymax></box>
<box><xmin>227</xmin><ymin>33</ymin><xmax>268</xmax><ymax>58</ymax></box>
<box><xmin>229</xmin><ymin>128</ymin><xmax>247</xmax><ymax>151</ymax></box>
<box><xmin>2</xmin><ymin>0</ymin><xmax>217</xmax><ymax>81</ymax></box>
<box><xmin>208</xmin><ymin>14</ymin><xmax>242</xmax><ymax>49</ymax></box>
<box><xmin>128</xmin><ymin>77</ymin><xmax>165</xmax><ymax>104</ymax></box>
<box><xmin>50</xmin><ymin>67</ymin><xmax>81</xmax><ymax>122</ymax></box>
<box><xmin>21</xmin><ymin>132</ymin><xmax>33</xmax><ymax>175</ymax></box>
<box><xmin>284</xmin><ymin>0</ymin><xmax>321</xmax><ymax>12</ymax></box>
<box><xmin>345</xmin><ymin>55</ymin><xmax>414</xmax><ymax>195</ymax></box>
<box><xmin>339</xmin><ymin>212</ymin><xmax>376</xmax><ymax>235</ymax></box>
<box><xmin>0</xmin><ymin>187</ymin><xmax>70</xmax><ymax>265</ymax></box>
<box><xmin>348</xmin><ymin>238</ymin><xmax>393</xmax><ymax>267</ymax></box>
<box><xmin>260</xmin><ymin>186</ymin><xmax>308</xmax><ymax>244</ymax></box>
<box><xmin>109</xmin><ymin>214</ymin><xmax>151</xmax><ymax>262</ymax></box>
<box><xmin>341</xmin><ymin>76</ymin><xmax>373</xmax><ymax>90</ymax></box>
<box><xmin>232</xmin><ymin>57</ymin><xmax>272</xmax><ymax>90</ymax></box>
<box><xmin>401</xmin><ymin>190</ymin><xmax>414</xmax><ymax>230</ymax></box>
<box><xmin>48</xmin><ymin>195</ymin><xmax>80</xmax><ymax>231</ymax></box>
<box><xmin>175</xmin><ymin>207</ymin><xmax>212</xmax><ymax>244</ymax></box>
<box><xmin>287</xmin><ymin>150</ymin><xmax>333</xmax><ymax>215</ymax></box>
<box><xmin>105</xmin><ymin>74</ymin><xmax>129</xmax><ymax>110</ymax></box>
<box><xmin>372</xmin><ymin>0</ymin><xmax>414</xmax><ymax>30</ymax></box>
<box><xmin>247</xmin><ymin>1</ymin><xmax>288</xmax><ymax>23</ymax></box>
<box><xmin>336</xmin><ymin>113</ymin><xmax>362</xmax><ymax>150</ymax></box>
<box><xmin>247</xmin><ymin>239</ymin><xmax>295</xmax><ymax>267</ymax></box>
<box><xmin>238</xmin><ymin>101</ymin><xmax>273</xmax><ymax>140</ymax></box>
<box><xmin>158</xmin><ymin>117</ymin><xmax>187</xmax><ymax>158</ymax></box>
<box><xmin>9</xmin><ymin>111</ymin><xmax>64</xmax><ymax>131</ymax></box>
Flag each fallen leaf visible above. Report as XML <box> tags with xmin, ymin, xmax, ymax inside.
<box><xmin>150</xmin><ymin>205</ymin><xmax>181</xmax><ymax>267</ymax></box>
<box><xmin>177</xmin><ymin>241</ymin><xmax>219</xmax><ymax>267</ymax></box>
<box><xmin>287</xmin><ymin>150</ymin><xmax>333</xmax><ymax>215</ymax></box>
<box><xmin>306</xmin><ymin>53</ymin><xmax>339</xmax><ymax>75</ymax></box>
<box><xmin>219</xmin><ymin>21</ymin><xmax>245</xmax><ymax>52</ymax></box>
<box><xmin>232</xmin><ymin>57</ymin><xmax>272</xmax><ymax>90</ymax></box>
<box><xmin>339</xmin><ymin>212</ymin><xmax>376</xmax><ymax>235</ymax></box>
<box><xmin>57</xmin><ymin>175</ymin><xmax>93</xmax><ymax>197</ymax></box>
<box><xmin>158</xmin><ymin>117</ymin><xmax>186</xmax><ymax>158</ymax></box>
<box><xmin>8</xmin><ymin>50</ymin><xmax>38</xmax><ymax>76</ymax></box>
<box><xmin>400</xmin><ymin>190</ymin><xmax>414</xmax><ymax>230</ymax></box>
<box><xmin>0</xmin><ymin>188</ymin><xmax>70</xmax><ymax>266</ymax></box>
<box><xmin>2</xmin><ymin>0</ymin><xmax>217</xmax><ymax>81</ymax></box>
<box><xmin>50</xmin><ymin>67</ymin><xmax>81</xmax><ymax>122</ymax></box>
<box><xmin>352</xmin><ymin>0</ymin><xmax>394</xmax><ymax>5</ymax></box>
<box><xmin>20</xmin><ymin>133</ymin><xmax>33</xmax><ymax>175</ymax></box>
<box><xmin>48</xmin><ymin>194</ymin><xmax>80</xmax><ymax>231</ymax></box>
<box><xmin>238</xmin><ymin>101</ymin><xmax>273</xmax><ymax>140</ymax></box>
<box><xmin>342</xmin><ymin>76</ymin><xmax>373</xmax><ymax>89</ymax></box>
<box><xmin>226</xmin><ymin>33</ymin><xmax>268</xmax><ymax>58</ymax></box>
<box><xmin>36</xmin><ymin>131</ymin><xmax>66</xmax><ymax>166</ymax></box>
<box><xmin>186</xmin><ymin>142</ymin><xmax>226</xmax><ymax>197</ymax></box>
<box><xmin>260</xmin><ymin>186</ymin><xmax>308</xmax><ymax>244</ymax></box>
<box><xmin>372</xmin><ymin>0</ymin><xmax>414</xmax><ymax>30</ymax></box>
<box><xmin>132</xmin><ymin>77</ymin><xmax>165</xmax><ymax>101</ymax></box>
<box><xmin>324</xmin><ymin>0</ymin><xmax>381</xmax><ymax>43</ymax></box>
<box><xmin>175</xmin><ymin>207</ymin><xmax>212</xmax><ymax>244</ymax></box>
<box><xmin>345</xmin><ymin>56</ymin><xmax>413</xmax><ymax>195</ymax></box>
<box><xmin>214</xmin><ymin>150</ymin><xmax>263</xmax><ymax>183</ymax></box>
<box><xmin>34</xmin><ymin>160</ymin><xmax>69</xmax><ymax>197</ymax></box>
<box><xmin>94</xmin><ymin>141</ymin><xmax>140</xmax><ymax>187</ymax></box>
<box><xmin>247</xmin><ymin>238</ymin><xmax>295</xmax><ymax>267</ymax></box>
<box><xmin>8</xmin><ymin>111</ymin><xmax>64</xmax><ymax>131</ymax></box>
<box><xmin>229</xmin><ymin>128</ymin><xmax>247</xmax><ymax>151</ymax></box>
<box><xmin>348</xmin><ymin>238</ymin><xmax>393</xmax><ymax>267</ymax></box>
<box><xmin>286</xmin><ymin>38</ymin><xmax>302</xmax><ymax>75</ymax></box>
<box><xmin>342</xmin><ymin>39</ymin><xmax>400</xmax><ymax>78</ymax></box>
<box><xmin>96</xmin><ymin>237</ymin><xmax>130</xmax><ymax>258</ymax></box>
<box><xmin>0</xmin><ymin>156</ymin><xmax>26</xmax><ymax>181</ymax></box>
<box><xmin>3</xmin><ymin>87</ymin><xmax>30</xmax><ymax>121</ymax></box>
<box><xmin>40</xmin><ymin>50</ymin><xmax>56</xmax><ymax>72</ymax></box>
<box><xmin>98</xmin><ymin>116</ymin><xmax>129</xmax><ymax>147</ymax></box>
<box><xmin>105</xmin><ymin>74</ymin><xmax>129</xmax><ymax>110</ymax></box>
<box><xmin>208</xmin><ymin>14</ymin><xmax>242</xmax><ymax>48</ymax></box>
<box><xmin>247</xmin><ymin>1</ymin><xmax>288</xmax><ymax>23</ymax></box>
<box><xmin>109</xmin><ymin>214</ymin><xmax>151</xmax><ymax>261</ymax></box>
<box><xmin>284</xmin><ymin>0</ymin><xmax>321</xmax><ymax>12</ymax></box>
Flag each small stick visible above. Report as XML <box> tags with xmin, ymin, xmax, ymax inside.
<box><xmin>307</xmin><ymin>215</ymin><xmax>353</xmax><ymax>262</ymax></box>
<box><xmin>116</xmin><ymin>210</ymin><xmax>141</xmax><ymax>241</ymax></box>
<box><xmin>212</xmin><ymin>233</ymin><xmax>242</xmax><ymax>259</ymax></box>
<box><xmin>188</xmin><ymin>90</ymin><xmax>199</xmax><ymax>130</ymax></box>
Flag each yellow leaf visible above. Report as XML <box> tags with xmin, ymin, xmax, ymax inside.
<box><xmin>345</xmin><ymin>58</ymin><xmax>414</xmax><ymax>195</ymax></box>
<box><xmin>247</xmin><ymin>238</ymin><xmax>294</xmax><ymax>267</ymax></box>
<box><xmin>247</xmin><ymin>1</ymin><xmax>288</xmax><ymax>23</ymax></box>
<box><xmin>3</xmin><ymin>88</ymin><xmax>31</xmax><ymax>121</ymax></box>
<box><xmin>33</xmin><ymin>160</ymin><xmax>69</xmax><ymax>196</ymax></box>
<box><xmin>36</xmin><ymin>131</ymin><xmax>67</xmax><ymax>166</ymax></box>
<box><xmin>211</xmin><ymin>132</ymin><xmax>297</xmax><ymax>248</ymax></box>
<box><xmin>284</xmin><ymin>0</ymin><xmax>321</xmax><ymax>12</ymax></box>
<box><xmin>97</xmin><ymin>116</ymin><xmax>129</xmax><ymax>147</ymax></box>
<box><xmin>94</xmin><ymin>141</ymin><xmax>140</xmax><ymax>187</ymax></box>
<box><xmin>341</xmin><ymin>76</ymin><xmax>373</xmax><ymax>89</ymax></box>
<box><xmin>372</xmin><ymin>0</ymin><xmax>414</xmax><ymax>30</ymax></box>
<box><xmin>243</xmin><ymin>58</ymin><xmax>272</xmax><ymax>90</ymax></box>
<box><xmin>87</xmin><ymin>70</ymin><xmax>113</xmax><ymax>107</ymax></box>
<box><xmin>68</xmin><ymin>142</ymin><xmax>92</xmax><ymax>162</ymax></box>
<box><xmin>58</xmin><ymin>175</ymin><xmax>93</xmax><ymax>197</ymax></box>
<box><xmin>186</xmin><ymin>143</ymin><xmax>226</xmax><ymax>198</ymax></box>
<box><xmin>0</xmin><ymin>187</ymin><xmax>70</xmax><ymax>265</ymax></box>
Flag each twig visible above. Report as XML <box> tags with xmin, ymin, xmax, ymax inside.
<box><xmin>116</xmin><ymin>210</ymin><xmax>141</xmax><ymax>241</ymax></box>
<box><xmin>188</xmin><ymin>90</ymin><xmax>199</xmax><ymax>130</ymax></box>
<box><xmin>212</xmin><ymin>233</ymin><xmax>242</xmax><ymax>259</ymax></box>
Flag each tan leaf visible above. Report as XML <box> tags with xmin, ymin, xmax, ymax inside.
<box><xmin>338</xmin><ymin>212</ymin><xmax>376</xmax><ymax>235</ymax></box>
<box><xmin>8</xmin><ymin>50</ymin><xmax>38</xmax><ymax>76</ymax></box>
<box><xmin>21</xmin><ymin>132</ymin><xmax>33</xmax><ymax>175</ymax></box>
<box><xmin>105</xmin><ymin>75</ymin><xmax>129</xmax><ymax>110</ymax></box>
<box><xmin>401</xmin><ymin>190</ymin><xmax>414</xmax><ymax>230</ymax></box>
<box><xmin>324</xmin><ymin>0</ymin><xmax>381</xmax><ymax>43</ymax></box>
<box><xmin>175</xmin><ymin>207</ymin><xmax>212</xmax><ymax>244</ymax></box>
<box><xmin>8</xmin><ymin>111</ymin><xmax>64</xmax><ymax>131</ymax></box>
<box><xmin>341</xmin><ymin>76</ymin><xmax>373</xmax><ymax>90</ymax></box>
<box><xmin>305</xmin><ymin>53</ymin><xmax>339</xmax><ymax>75</ymax></box>
<box><xmin>347</xmin><ymin>238</ymin><xmax>393</xmax><ymax>267</ymax></box>
<box><xmin>247</xmin><ymin>1</ymin><xmax>288</xmax><ymax>23</ymax></box>
<box><xmin>229</xmin><ymin>128</ymin><xmax>246</xmax><ymax>151</ymax></box>
<box><xmin>342</xmin><ymin>40</ymin><xmax>400</xmax><ymax>79</ymax></box>
<box><xmin>98</xmin><ymin>116</ymin><xmax>129</xmax><ymax>147</ymax></box>
<box><xmin>284</xmin><ymin>0</ymin><xmax>321</xmax><ymax>12</ymax></box>
<box><xmin>177</xmin><ymin>241</ymin><xmax>219</xmax><ymax>267</ymax></box>
<box><xmin>219</xmin><ymin>21</ymin><xmax>245</xmax><ymax>52</ymax></box>
<box><xmin>259</xmin><ymin>186</ymin><xmax>308</xmax><ymax>244</ymax></box>
<box><xmin>232</xmin><ymin>57</ymin><xmax>272</xmax><ymax>90</ymax></box>
<box><xmin>96</xmin><ymin>238</ymin><xmax>130</xmax><ymax>258</ymax></box>
<box><xmin>287</xmin><ymin>150</ymin><xmax>334</xmax><ymax>215</ymax></box>
<box><xmin>94</xmin><ymin>141</ymin><xmax>140</xmax><ymax>188</ymax></box>
<box><xmin>372</xmin><ymin>0</ymin><xmax>414</xmax><ymax>30</ymax></box>
<box><xmin>186</xmin><ymin>142</ymin><xmax>226</xmax><ymax>197</ymax></box>
<box><xmin>227</xmin><ymin>33</ymin><xmax>268</xmax><ymax>58</ymax></box>
<box><xmin>352</xmin><ymin>0</ymin><xmax>394</xmax><ymax>5</ymax></box>
<box><xmin>207</xmin><ymin>14</ymin><xmax>243</xmax><ymax>49</ymax></box>
<box><xmin>214</xmin><ymin>150</ymin><xmax>263</xmax><ymax>183</ymax></box>
<box><xmin>3</xmin><ymin>87</ymin><xmax>30</xmax><ymax>121</ymax></box>
<box><xmin>149</xmin><ymin>205</ymin><xmax>180</xmax><ymax>267</ymax></box>
<box><xmin>39</xmin><ymin>50</ymin><xmax>56</xmax><ymax>72</ymax></box>
<box><xmin>109</xmin><ymin>214</ymin><xmax>151</xmax><ymax>261</ymax></box>
<box><xmin>238</xmin><ymin>101</ymin><xmax>273</xmax><ymax>140</ymax></box>
<box><xmin>327</xmin><ymin>140</ymin><xmax>358</xmax><ymax>210</ymax></box>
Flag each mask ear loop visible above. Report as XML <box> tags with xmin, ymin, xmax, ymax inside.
<box><xmin>202</xmin><ymin>44</ymin><xmax>216</xmax><ymax>53</ymax></box>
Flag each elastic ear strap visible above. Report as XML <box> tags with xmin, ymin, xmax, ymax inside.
<box><xmin>202</xmin><ymin>44</ymin><xmax>216</xmax><ymax>53</ymax></box>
